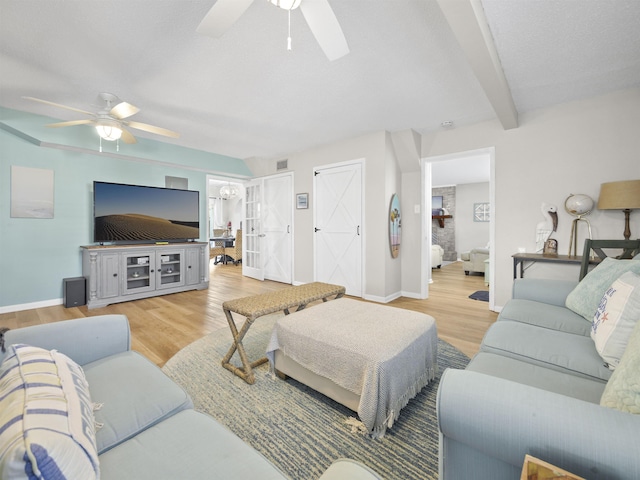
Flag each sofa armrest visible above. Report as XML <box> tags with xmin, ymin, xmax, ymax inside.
<box><xmin>437</xmin><ymin>369</ymin><xmax>640</xmax><ymax>480</ymax></box>
<box><xmin>2</xmin><ymin>315</ymin><xmax>131</xmax><ymax>366</ymax></box>
<box><xmin>512</xmin><ymin>278</ymin><xmax>578</xmax><ymax>306</ymax></box>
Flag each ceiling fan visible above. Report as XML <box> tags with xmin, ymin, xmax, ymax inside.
<box><xmin>197</xmin><ymin>0</ymin><xmax>349</xmax><ymax>61</ymax></box>
<box><xmin>23</xmin><ymin>93</ymin><xmax>180</xmax><ymax>145</ymax></box>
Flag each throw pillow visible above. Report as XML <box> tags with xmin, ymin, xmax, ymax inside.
<box><xmin>0</xmin><ymin>344</ymin><xmax>99</xmax><ymax>480</ymax></box>
<box><xmin>601</xmin><ymin>318</ymin><xmax>640</xmax><ymax>414</ymax></box>
<box><xmin>566</xmin><ymin>257</ymin><xmax>640</xmax><ymax>321</ymax></box>
<box><xmin>591</xmin><ymin>271</ymin><xmax>640</xmax><ymax>369</ymax></box>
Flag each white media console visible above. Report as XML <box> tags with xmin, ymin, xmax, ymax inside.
<box><xmin>81</xmin><ymin>242</ymin><xmax>209</xmax><ymax>309</ymax></box>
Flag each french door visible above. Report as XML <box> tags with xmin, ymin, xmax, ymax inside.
<box><xmin>313</xmin><ymin>161</ymin><xmax>363</xmax><ymax>296</ymax></box>
<box><xmin>242</xmin><ymin>180</ymin><xmax>264</xmax><ymax>280</ymax></box>
<box><xmin>242</xmin><ymin>174</ymin><xmax>293</xmax><ymax>283</ymax></box>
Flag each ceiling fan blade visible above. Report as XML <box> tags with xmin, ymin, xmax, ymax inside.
<box><xmin>126</xmin><ymin>120</ymin><xmax>180</xmax><ymax>139</ymax></box>
<box><xmin>22</xmin><ymin>96</ymin><xmax>94</xmax><ymax>116</ymax></box>
<box><xmin>110</xmin><ymin>101</ymin><xmax>140</xmax><ymax>120</ymax></box>
<box><xmin>120</xmin><ymin>127</ymin><xmax>137</xmax><ymax>144</ymax></box>
<box><xmin>300</xmin><ymin>0</ymin><xmax>349</xmax><ymax>61</ymax></box>
<box><xmin>46</xmin><ymin>119</ymin><xmax>95</xmax><ymax>128</ymax></box>
<box><xmin>197</xmin><ymin>0</ymin><xmax>254</xmax><ymax>38</ymax></box>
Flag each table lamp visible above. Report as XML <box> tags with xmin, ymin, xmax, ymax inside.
<box><xmin>597</xmin><ymin>180</ymin><xmax>640</xmax><ymax>240</ymax></box>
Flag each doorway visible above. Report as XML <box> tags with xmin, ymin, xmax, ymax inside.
<box><xmin>422</xmin><ymin>147</ymin><xmax>495</xmax><ymax>310</ymax></box>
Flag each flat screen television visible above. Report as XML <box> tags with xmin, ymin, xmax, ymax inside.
<box><xmin>93</xmin><ymin>181</ymin><xmax>200</xmax><ymax>243</ymax></box>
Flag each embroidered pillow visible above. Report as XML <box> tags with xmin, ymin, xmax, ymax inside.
<box><xmin>0</xmin><ymin>344</ymin><xmax>99</xmax><ymax>480</ymax></box>
<box><xmin>601</xmin><ymin>318</ymin><xmax>640</xmax><ymax>414</ymax></box>
<box><xmin>591</xmin><ymin>271</ymin><xmax>640</xmax><ymax>369</ymax></box>
<box><xmin>566</xmin><ymin>258</ymin><xmax>640</xmax><ymax>321</ymax></box>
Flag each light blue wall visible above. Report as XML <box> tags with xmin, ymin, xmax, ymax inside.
<box><xmin>0</xmin><ymin>107</ymin><xmax>252</xmax><ymax>309</ymax></box>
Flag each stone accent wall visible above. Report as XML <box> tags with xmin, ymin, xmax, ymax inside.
<box><xmin>432</xmin><ymin>186</ymin><xmax>456</xmax><ymax>261</ymax></box>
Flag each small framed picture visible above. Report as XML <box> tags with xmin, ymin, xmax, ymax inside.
<box><xmin>296</xmin><ymin>193</ymin><xmax>309</xmax><ymax>209</ymax></box>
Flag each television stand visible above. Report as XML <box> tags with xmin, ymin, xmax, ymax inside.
<box><xmin>81</xmin><ymin>242</ymin><xmax>209</xmax><ymax>309</ymax></box>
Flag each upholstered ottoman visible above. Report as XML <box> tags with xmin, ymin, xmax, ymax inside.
<box><xmin>266</xmin><ymin>298</ymin><xmax>438</xmax><ymax>438</ymax></box>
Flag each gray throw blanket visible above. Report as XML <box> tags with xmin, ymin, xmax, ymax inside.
<box><xmin>267</xmin><ymin>298</ymin><xmax>438</xmax><ymax>438</ymax></box>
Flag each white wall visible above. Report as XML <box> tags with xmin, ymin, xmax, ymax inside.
<box><xmin>247</xmin><ymin>131</ymin><xmax>398</xmax><ymax>300</ymax></box>
<box><xmin>455</xmin><ymin>182</ymin><xmax>490</xmax><ymax>256</ymax></box>
<box><xmin>421</xmin><ymin>87</ymin><xmax>640</xmax><ymax>308</ymax></box>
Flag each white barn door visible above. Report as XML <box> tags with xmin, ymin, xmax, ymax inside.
<box><xmin>313</xmin><ymin>162</ymin><xmax>363</xmax><ymax>297</ymax></box>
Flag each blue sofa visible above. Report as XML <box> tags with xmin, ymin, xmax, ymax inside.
<box><xmin>0</xmin><ymin>315</ymin><xmax>381</xmax><ymax>480</ymax></box>
<box><xmin>437</xmin><ymin>275</ymin><xmax>640</xmax><ymax>480</ymax></box>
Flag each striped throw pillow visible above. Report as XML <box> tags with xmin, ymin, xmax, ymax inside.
<box><xmin>0</xmin><ymin>344</ymin><xmax>99</xmax><ymax>479</ymax></box>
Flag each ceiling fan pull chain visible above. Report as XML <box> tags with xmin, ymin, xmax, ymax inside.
<box><xmin>287</xmin><ymin>9</ymin><xmax>292</xmax><ymax>50</ymax></box>
<box><xmin>99</xmin><ymin>136</ymin><xmax>103</xmax><ymax>153</ymax></box>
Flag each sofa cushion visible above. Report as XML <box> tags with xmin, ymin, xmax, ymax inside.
<box><xmin>591</xmin><ymin>272</ymin><xmax>640</xmax><ymax>370</ymax></box>
<box><xmin>566</xmin><ymin>257</ymin><xmax>640</xmax><ymax>321</ymax></box>
<box><xmin>82</xmin><ymin>350</ymin><xmax>193</xmax><ymax>454</ymax></box>
<box><xmin>499</xmin><ymin>299</ymin><xmax>590</xmax><ymax>336</ymax></box>
<box><xmin>98</xmin><ymin>409</ymin><xmax>286</xmax><ymax>480</ymax></box>
<box><xmin>0</xmin><ymin>344</ymin><xmax>99</xmax><ymax>480</ymax></box>
<box><xmin>600</xmin><ymin>316</ymin><xmax>640</xmax><ymax>414</ymax></box>
<box><xmin>480</xmin><ymin>321</ymin><xmax>612</xmax><ymax>382</ymax></box>
<box><xmin>467</xmin><ymin>352</ymin><xmax>606</xmax><ymax>403</ymax></box>
<box><xmin>591</xmin><ymin>271</ymin><xmax>640</xmax><ymax>369</ymax></box>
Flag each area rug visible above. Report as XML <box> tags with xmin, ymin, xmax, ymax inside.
<box><xmin>469</xmin><ymin>290</ymin><xmax>489</xmax><ymax>302</ymax></box>
<box><xmin>162</xmin><ymin>313</ymin><xmax>469</xmax><ymax>480</ymax></box>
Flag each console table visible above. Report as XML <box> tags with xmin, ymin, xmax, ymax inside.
<box><xmin>512</xmin><ymin>253</ymin><xmax>601</xmax><ymax>279</ymax></box>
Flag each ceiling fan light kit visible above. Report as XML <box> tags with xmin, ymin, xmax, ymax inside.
<box><xmin>95</xmin><ymin>122</ymin><xmax>122</xmax><ymax>142</ymax></box>
<box><xmin>269</xmin><ymin>0</ymin><xmax>301</xmax><ymax>11</ymax></box>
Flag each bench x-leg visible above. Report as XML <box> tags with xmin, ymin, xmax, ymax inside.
<box><xmin>221</xmin><ymin>310</ymin><xmax>269</xmax><ymax>385</ymax></box>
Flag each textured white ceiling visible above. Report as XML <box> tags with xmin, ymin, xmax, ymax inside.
<box><xmin>1</xmin><ymin>0</ymin><xmax>639</xmax><ymax>161</ymax></box>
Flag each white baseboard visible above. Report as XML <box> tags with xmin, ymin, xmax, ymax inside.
<box><xmin>0</xmin><ymin>298</ymin><xmax>63</xmax><ymax>314</ymax></box>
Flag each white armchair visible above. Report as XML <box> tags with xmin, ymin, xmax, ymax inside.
<box><xmin>461</xmin><ymin>248</ymin><xmax>489</xmax><ymax>275</ymax></box>
<box><xmin>431</xmin><ymin>244</ymin><xmax>444</xmax><ymax>269</ymax></box>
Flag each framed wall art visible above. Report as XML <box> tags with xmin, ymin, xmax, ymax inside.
<box><xmin>474</xmin><ymin>202</ymin><xmax>490</xmax><ymax>222</ymax></box>
<box><xmin>11</xmin><ymin>165</ymin><xmax>54</xmax><ymax>218</ymax></box>
<box><xmin>296</xmin><ymin>193</ymin><xmax>308</xmax><ymax>209</ymax></box>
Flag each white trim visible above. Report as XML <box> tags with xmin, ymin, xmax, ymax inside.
<box><xmin>0</xmin><ymin>122</ymin><xmax>252</xmax><ymax>179</ymax></box>
<box><xmin>0</xmin><ymin>298</ymin><xmax>63</xmax><ymax>314</ymax></box>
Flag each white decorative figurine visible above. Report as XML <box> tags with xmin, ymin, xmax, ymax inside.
<box><xmin>536</xmin><ymin>203</ymin><xmax>558</xmax><ymax>253</ymax></box>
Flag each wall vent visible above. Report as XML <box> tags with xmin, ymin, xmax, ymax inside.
<box><xmin>276</xmin><ymin>159</ymin><xmax>288</xmax><ymax>171</ymax></box>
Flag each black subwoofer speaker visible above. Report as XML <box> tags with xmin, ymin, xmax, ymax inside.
<box><xmin>63</xmin><ymin>277</ymin><xmax>86</xmax><ymax>308</ymax></box>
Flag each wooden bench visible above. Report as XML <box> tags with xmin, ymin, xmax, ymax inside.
<box><xmin>221</xmin><ymin>282</ymin><xmax>345</xmax><ymax>384</ymax></box>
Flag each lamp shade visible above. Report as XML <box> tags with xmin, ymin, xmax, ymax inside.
<box><xmin>598</xmin><ymin>180</ymin><xmax>640</xmax><ymax>210</ymax></box>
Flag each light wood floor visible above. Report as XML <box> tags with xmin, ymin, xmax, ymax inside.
<box><xmin>0</xmin><ymin>261</ymin><xmax>497</xmax><ymax>366</ymax></box>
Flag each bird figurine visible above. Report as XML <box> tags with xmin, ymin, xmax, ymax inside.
<box><xmin>536</xmin><ymin>203</ymin><xmax>558</xmax><ymax>252</ymax></box>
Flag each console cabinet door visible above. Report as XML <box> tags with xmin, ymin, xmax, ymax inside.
<box><xmin>185</xmin><ymin>247</ymin><xmax>201</xmax><ymax>285</ymax></box>
<box><xmin>156</xmin><ymin>250</ymin><xmax>185</xmax><ymax>290</ymax></box>
<box><xmin>123</xmin><ymin>252</ymin><xmax>156</xmax><ymax>295</ymax></box>
<box><xmin>99</xmin><ymin>253</ymin><xmax>120</xmax><ymax>299</ymax></box>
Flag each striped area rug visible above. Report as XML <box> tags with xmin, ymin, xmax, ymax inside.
<box><xmin>162</xmin><ymin>313</ymin><xmax>469</xmax><ymax>480</ymax></box>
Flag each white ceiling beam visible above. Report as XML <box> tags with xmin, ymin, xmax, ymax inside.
<box><xmin>437</xmin><ymin>0</ymin><xmax>518</xmax><ymax>130</ymax></box>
